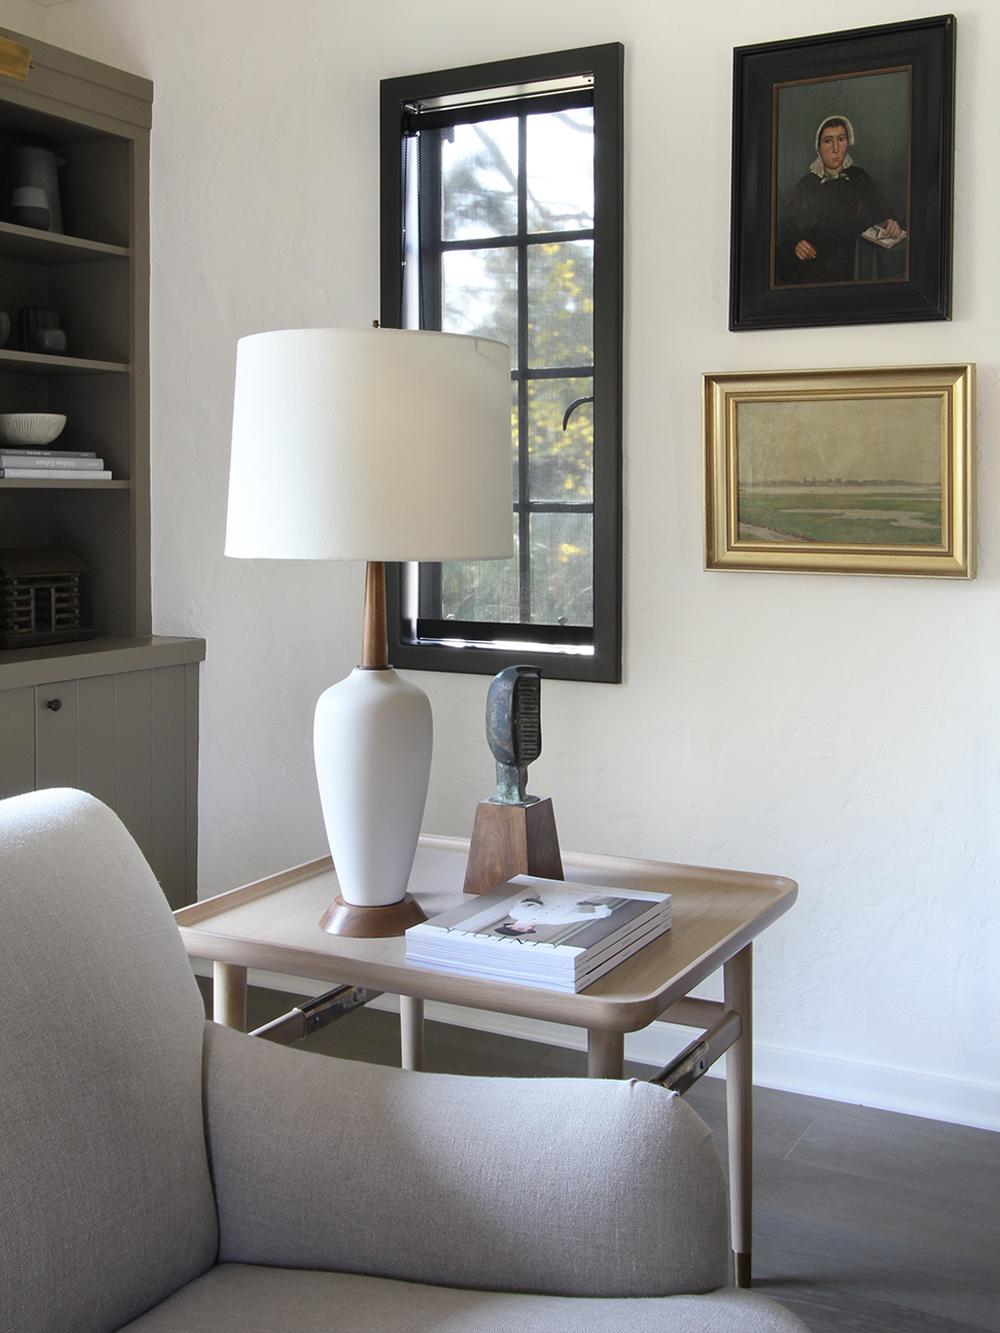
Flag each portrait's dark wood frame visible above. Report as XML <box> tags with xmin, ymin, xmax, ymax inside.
<box><xmin>729</xmin><ymin>14</ymin><xmax>955</xmax><ymax>331</ymax></box>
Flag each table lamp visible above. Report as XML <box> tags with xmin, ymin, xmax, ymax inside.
<box><xmin>225</xmin><ymin>327</ymin><xmax>512</xmax><ymax>936</ymax></box>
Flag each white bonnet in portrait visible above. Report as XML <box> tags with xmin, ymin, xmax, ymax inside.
<box><xmin>815</xmin><ymin>114</ymin><xmax>856</xmax><ymax>149</ymax></box>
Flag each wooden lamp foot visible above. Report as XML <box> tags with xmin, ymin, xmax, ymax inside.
<box><xmin>319</xmin><ymin>894</ymin><xmax>426</xmax><ymax>938</ymax></box>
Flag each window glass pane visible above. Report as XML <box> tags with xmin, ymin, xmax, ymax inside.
<box><xmin>527</xmin><ymin>239</ymin><xmax>593</xmax><ymax>369</ymax></box>
<box><xmin>441</xmin><ymin>119</ymin><xmax>518</xmax><ymax>241</ymax></box>
<box><xmin>442</xmin><ymin>247</ymin><xmax>518</xmax><ymax>369</ymax></box>
<box><xmin>529</xmin><ymin>511</ymin><xmax>593</xmax><ymax>627</ymax></box>
<box><xmin>440</xmin><ymin>517</ymin><xmax>520</xmax><ymax>623</ymax></box>
<box><xmin>527</xmin><ymin>377</ymin><xmax>593</xmax><ymax>503</ymax></box>
<box><xmin>527</xmin><ymin>107</ymin><xmax>594</xmax><ymax>233</ymax></box>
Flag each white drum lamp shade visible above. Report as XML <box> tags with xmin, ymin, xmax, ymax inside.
<box><xmin>225</xmin><ymin>327</ymin><xmax>512</xmax><ymax>562</ymax></box>
<box><xmin>225</xmin><ymin>327</ymin><xmax>513</xmax><ymax>936</ymax></box>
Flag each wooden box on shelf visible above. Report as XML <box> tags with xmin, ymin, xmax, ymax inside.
<box><xmin>0</xmin><ymin>546</ymin><xmax>94</xmax><ymax>649</ymax></box>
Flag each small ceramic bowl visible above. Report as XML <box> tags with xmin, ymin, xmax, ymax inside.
<box><xmin>0</xmin><ymin>412</ymin><xmax>68</xmax><ymax>446</ymax></box>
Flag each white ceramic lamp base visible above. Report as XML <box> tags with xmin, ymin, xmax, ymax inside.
<box><xmin>313</xmin><ymin>665</ymin><xmax>431</xmax><ymax>936</ymax></box>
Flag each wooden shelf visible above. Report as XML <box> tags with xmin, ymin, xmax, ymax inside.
<box><xmin>0</xmin><ymin>477</ymin><xmax>129</xmax><ymax>489</ymax></box>
<box><xmin>0</xmin><ymin>348</ymin><xmax>129</xmax><ymax>374</ymax></box>
<box><xmin>0</xmin><ymin>634</ymin><xmax>205</xmax><ymax>688</ymax></box>
<box><xmin>0</xmin><ymin>220</ymin><xmax>129</xmax><ymax>264</ymax></box>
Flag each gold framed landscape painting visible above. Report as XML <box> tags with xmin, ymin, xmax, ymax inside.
<box><xmin>704</xmin><ymin>364</ymin><xmax>973</xmax><ymax>578</ymax></box>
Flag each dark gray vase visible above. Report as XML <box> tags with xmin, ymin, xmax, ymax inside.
<box><xmin>9</xmin><ymin>146</ymin><xmax>64</xmax><ymax>234</ymax></box>
<box><xmin>18</xmin><ymin>307</ymin><xmax>63</xmax><ymax>353</ymax></box>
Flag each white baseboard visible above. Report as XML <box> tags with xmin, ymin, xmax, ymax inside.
<box><xmin>191</xmin><ymin>960</ymin><xmax>1000</xmax><ymax>1133</ymax></box>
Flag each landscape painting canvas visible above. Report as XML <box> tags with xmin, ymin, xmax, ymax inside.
<box><xmin>735</xmin><ymin>396</ymin><xmax>941</xmax><ymax>546</ymax></box>
<box><xmin>703</xmin><ymin>365</ymin><xmax>973</xmax><ymax>579</ymax></box>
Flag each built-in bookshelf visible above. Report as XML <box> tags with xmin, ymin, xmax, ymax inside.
<box><xmin>0</xmin><ymin>27</ymin><xmax>203</xmax><ymax>907</ymax></box>
<box><xmin>0</xmin><ymin>41</ymin><xmax>146</xmax><ymax>641</ymax></box>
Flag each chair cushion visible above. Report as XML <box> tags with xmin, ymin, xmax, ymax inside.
<box><xmin>0</xmin><ymin>790</ymin><xmax>218</xmax><ymax>1333</ymax></box>
<box><xmin>123</xmin><ymin>1264</ymin><xmax>809</xmax><ymax>1331</ymax></box>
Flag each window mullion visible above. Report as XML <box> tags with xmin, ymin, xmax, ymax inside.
<box><xmin>516</xmin><ymin>111</ymin><xmax>531</xmax><ymax>625</ymax></box>
<box><xmin>514</xmin><ymin>365</ymin><xmax>595</xmax><ymax>382</ymax></box>
<box><xmin>417</xmin><ymin>130</ymin><xmax>443</xmax><ymax>336</ymax></box>
<box><xmin>417</xmin><ymin>129</ymin><xmax>444</xmax><ymax>619</ymax></box>
<box><xmin>434</xmin><ymin>227</ymin><xmax>594</xmax><ymax>252</ymax></box>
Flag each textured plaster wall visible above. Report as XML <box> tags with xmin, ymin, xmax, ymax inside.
<box><xmin>1</xmin><ymin>2</ymin><xmax>50</xmax><ymax>38</ymax></box>
<box><xmin>35</xmin><ymin>0</ymin><xmax>1000</xmax><ymax>1125</ymax></box>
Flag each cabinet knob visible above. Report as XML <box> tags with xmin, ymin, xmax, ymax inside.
<box><xmin>46</xmin><ymin>698</ymin><xmax>62</xmax><ymax>712</ymax></box>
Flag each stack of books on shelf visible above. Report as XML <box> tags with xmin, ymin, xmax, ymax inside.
<box><xmin>405</xmin><ymin>875</ymin><xmax>672</xmax><ymax>993</ymax></box>
<box><xmin>0</xmin><ymin>448</ymin><xmax>111</xmax><ymax>480</ymax></box>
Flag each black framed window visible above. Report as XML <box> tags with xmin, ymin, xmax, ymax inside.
<box><xmin>380</xmin><ymin>44</ymin><xmax>623</xmax><ymax>683</ymax></box>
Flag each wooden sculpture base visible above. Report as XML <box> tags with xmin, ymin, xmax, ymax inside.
<box><xmin>319</xmin><ymin>894</ymin><xmax>426</xmax><ymax>938</ymax></box>
<box><xmin>463</xmin><ymin>797</ymin><xmax>564</xmax><ymax>895</ymax></box>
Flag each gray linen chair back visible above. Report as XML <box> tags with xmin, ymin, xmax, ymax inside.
<box><xmin>0</xmin><ymin>789</ymin><xmax>218</xmax><ymax>1333</ymax></box>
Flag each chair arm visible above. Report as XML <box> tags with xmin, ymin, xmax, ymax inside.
<box><xmin>202</xmin><ymin>1021</ymin><xmax>729</xmax><ymax>1299</ymax></box>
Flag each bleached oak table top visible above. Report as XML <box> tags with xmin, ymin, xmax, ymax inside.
<box><xmin>175</xmin><ymin>836</ymin><xmax>797</xmax><ymax>1033</ymax></box>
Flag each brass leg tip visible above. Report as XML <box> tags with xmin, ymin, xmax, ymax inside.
<box><xmin>733</xmin><ymin>1252</ymin><xmax>752</xmax><ymax>1287</ymax></box>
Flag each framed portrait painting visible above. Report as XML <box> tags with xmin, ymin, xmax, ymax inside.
<box><xmin>729</xmin><ymin>15</ymin><xmax>955</xmax><ymax>330</ymax></box>
<box><xmin>704</xmin><ymin>364</ymin><xmax>974</xmax><ymax>578</ymax></box>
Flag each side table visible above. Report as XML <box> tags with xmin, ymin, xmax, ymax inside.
<box><xmin>175</xmin><ymin>835</ymin><xmax>797</xmax><ymax>1286</ymax></box>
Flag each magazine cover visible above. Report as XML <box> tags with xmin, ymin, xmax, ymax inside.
<box><xmin>408</xmin><ymin>875</ymin><xmax>669</xmax><ymax>955</ymax></box>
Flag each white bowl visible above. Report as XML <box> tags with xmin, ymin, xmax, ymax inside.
<box><xmin>0</xmin><ymin>413</ymin><xmax>67</xmax><ymax>446</ymax></box>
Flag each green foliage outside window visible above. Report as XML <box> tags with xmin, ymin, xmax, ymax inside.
<box><xmin>432</xmin><ymin>110</ymin><xmax>596</xmax><ymax>627</ymax></box>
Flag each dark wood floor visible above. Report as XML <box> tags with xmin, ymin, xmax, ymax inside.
<box><xmin>200</xmin><ymin>981</ymin><xmax>1000</xmax><ymax>1333</ymax></box>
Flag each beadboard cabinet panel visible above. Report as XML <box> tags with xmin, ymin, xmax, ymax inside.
<box><xmin>113</xmin><ymin>665</ymin><xmax>153</xmax><ymax>858</ymax></box>
<box><xmin>76</xmin><ymin>673</ymin><xmax>117</xmax><ymax>806</ymax></box>
<box><xmin>0</xmin><ymin>685</ymin><xmax>33</xmax><ymax>799</ymax></box>
<box><xmin>35</xmin><ymin>676</ymin><xmax>80</xmax><ymax>789</ymax></box>
<box><xmin>150</xmin><ymin>664</ymin><xmax>190</xmax><ymax>910</ymax></box>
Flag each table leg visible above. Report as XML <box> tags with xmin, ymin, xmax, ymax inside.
<box><xmin>400</xmin><ymin>995</ymin><xmax>425</xmax><ymax>1071</ymax></box>
<box><xmin>587</xmin><ymin>1029</ymin><xmax>625</xmax><ymax>1079</ymax></box>
<box><xmin>213</xmin><ymin>961</ymin><xmax>247</xmax><ymax>1031</ymax></box>
<box><xmin>724</xmin><ymin>943</ymin><xmax>753</xmax><ymax>1288</ymax></box>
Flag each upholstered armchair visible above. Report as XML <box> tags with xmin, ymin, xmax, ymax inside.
<box><xmin>0</xmin><ymin>790</ymin><xmax>806</xmax><ymax>1331</ymax></box>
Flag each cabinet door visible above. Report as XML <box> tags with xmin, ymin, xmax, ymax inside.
<box><xmin>35</xmin><ymin>679</ymin><xmax>80</xmax><ymax>790</ymax></box>
<box><xmin>31</xmin><ymin>664</ymin><xmax>197</xmax><ymax>907</ymax></box>
<box><xmin>0</xmin><ymin>687</ymin><xmax>35</xmax><ymax>799</ymax></box>
<box><xmin>36</xmin><ymin>677</ymin><xmax>122</xmax><ymax>801</ymax></box>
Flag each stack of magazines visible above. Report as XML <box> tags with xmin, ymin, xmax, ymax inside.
<box><xmin>405</xmin><ymin>875</ymin><xmax>672</xmax><ymax>993</ymax></box>
<box><xmin>0</xmin><ymin>448</ymin><xmax>111</xmax><ymax>479</ymax></box>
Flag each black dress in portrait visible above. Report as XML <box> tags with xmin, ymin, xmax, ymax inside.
<box><xmin>778</xmin><ymin>168</ymin><xmax>892</xmax><ymax>285</ymax></box>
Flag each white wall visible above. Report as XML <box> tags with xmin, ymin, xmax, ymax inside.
<box><xmin>29</xmin><ymin>0</ymin><xmax>1000</xmax><ymax>1129</ymax></box>
<box><xmin>1</xmin><ymin>1</ymin><xmax>49</xmax><ymax>39</ymax></box>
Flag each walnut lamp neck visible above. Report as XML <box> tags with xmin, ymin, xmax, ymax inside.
<box><xmin>361</xmin><ymin>560</ymin><xmax>388</xmax><ymax>669</ymax></box>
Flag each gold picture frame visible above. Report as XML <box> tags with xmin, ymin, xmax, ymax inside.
<box><xmin>704</xmin><ymin>364</ymin><xmax>974</xmax><ymax>578</ymax></box>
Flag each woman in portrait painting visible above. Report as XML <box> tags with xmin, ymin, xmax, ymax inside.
<box><xmin>778</xmin><ymin>115</ymin><xmax>902</xmax><ymax>284</ymax></box>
